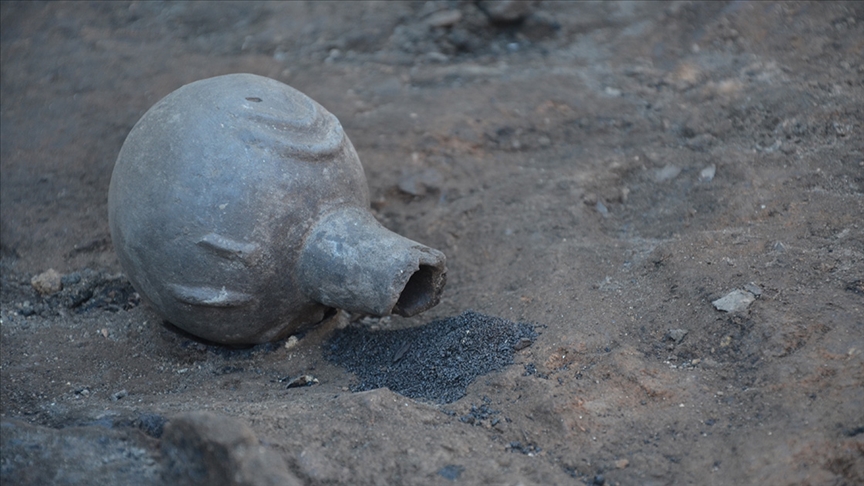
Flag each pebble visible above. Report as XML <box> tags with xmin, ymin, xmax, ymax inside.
<box><xmin>686</xmin><ymin>133</ymin><xmax>716</xmax><ymax>151</ymax></box>
<box><xmin>425</xmin><ymin>51</ymin><xmax>450</xmax><ymax>63</ymax></box>
<box><xmin>667</xmin><ymin>328</ymin><xmax>688</xmax><ymax>343</ymax></box>
<box><xmin>31</xmin><ymin>269</ymin><xmax>63</xmax><ymax>295</ymax></box>
<box><xmin>604</xmin><ymin>86</ymin><xmax>622</xmax><ymax>97</ymax></box>
<box><xmin>595</xmin><ymin>200</ymin><xmax>609</xmax><ymax>216</ymax></box>
<box><xmin>437</xmin><ymin>464</ymin><xmax>464</xmax><ymax>481</ymax></box>
<box><xmin>743</xmin><ymin>283</ymin><xmax>762</xmax><ymax>297</ymax></box>
<box><xmin>478</xmin><ymin>0</ymin><xmax>536</xmax><ymax>23</ymax></box>
<box><xmin>283</xmin><ymin>375</ymin><xmax>319</xmax><ymax>389</ymax></box>
<box><xmin>513</xmin><ymin>337</ymin><xmax>534</xmax><ymax>351</ymax></box>
<box><xmin>398</xmin><ymin>168</ymin><xmax>443</xmax><ymax>196</ymax></box>
<box><xmin>712</xmin><ymin>289</ymin><xmax>755</xmax><ymax>313</ymax></box>
<box><xmin>654</xmin><ymin>164</ymin><xmax>681</xmax><ymax>182</ymax></box>
<box><xmin>699</xmin><ymin>164</ymin><xmax>717</xmax><ymax>182</ymax></box>
<box><xmin>425</xmin><ymin>10</ymin><xmax>462</xmax><ymax>28</ymax></box>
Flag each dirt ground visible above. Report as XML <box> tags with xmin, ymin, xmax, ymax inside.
<box><xmin>1</xmin><ymin>1</ymin><xmax>863</xmax><ymax>485</ymax></box>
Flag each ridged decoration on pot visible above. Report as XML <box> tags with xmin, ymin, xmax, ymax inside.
<box><xmin>108</xmin><ymin>74</ymin><xmax>446</xmax><ymax>344</ymax></box>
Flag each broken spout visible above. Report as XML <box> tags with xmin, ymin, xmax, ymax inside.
<box><xmin>297</xmin><ymin>207</ymin><xmax>446</xmax><ymax>318</ymax></box>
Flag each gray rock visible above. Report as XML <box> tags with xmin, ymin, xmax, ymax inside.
<box><xmin>699</xmin><ymin>164</ymin><xmax>716</xmax><ymax>182</ymax></box>
<box><xmin>654</xmin><ymin>164</ymin><xmax>681</xmax><ymax>183</ymax></box>
<box><xmin>161</xmin><ymin>411</ymin><xmax>301</xmax><ymax>486</ymax></box>
<box><xmin>743</xmin><ymin>283</ymin><xmax>763</xmax><ymax>297</ymax></box>
<box><xmin>425</xmin><ymin>10</ymin><xmax>462</xmax><ymax>28</ymax></box>
<box><xmin>595</xmin><ymin>200</ymin><xmax>609</xmax><ymax>217</ymax></box>
<box><xmin>712</xmin><ymin>289</ymin><xmax>755</xmax><ymax>313</ymax></box>
<box><xmin>686</xmin><ymin>133</ymin><xmax>716</xmax><ymax>151</ymax></box>
<box><xmin>668</xmin><ymin>328</ymin><xmax>689</xmax><ymax>343</ymax></box>
<box><xmin>477</xmin><ymin>0</ymin><xmax>538</xmax><ymax>23</ymax></box>
<box><xmin>398</xmin><ymin>168</ymin><xmax>443</xmax><ymax>196</ymax></box>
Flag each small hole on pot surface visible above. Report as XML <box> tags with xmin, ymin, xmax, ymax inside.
<box><xmin>245</xmin><ymin>97</ymin><xmax>262</xmax><ymax>102</ymax></box>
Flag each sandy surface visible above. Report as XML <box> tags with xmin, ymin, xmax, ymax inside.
<box><xmin>1</xmin><ymin>2</ymin><xmax>862</xmax><ymax>485</ymax></box>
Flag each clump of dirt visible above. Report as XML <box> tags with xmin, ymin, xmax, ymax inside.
<box><xmin>325</xmin><ymin>311</ymin><xmax>536</xmax><ymax>403</ymax></box>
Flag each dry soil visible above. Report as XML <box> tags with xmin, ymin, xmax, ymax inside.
<box><xmin>1</xmin><ymin>2</ymin><xmax>863</xmax><ymax>485</ymax></box>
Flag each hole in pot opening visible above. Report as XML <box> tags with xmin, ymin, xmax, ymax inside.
<box><xmin>393</xmin><ymin>264</ymin><xmax>442</xmax><ymax>317</ymax></box>
<box><xmin>245</xmin><ymin>97</ymin><xmax>262</xmax><ymax>102</ymax></box>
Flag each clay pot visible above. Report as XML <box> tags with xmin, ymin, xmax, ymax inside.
<box><xmin>108</xmin><ymin>74</ymin><xmax>446</xmax><ymax>344</ymax></box>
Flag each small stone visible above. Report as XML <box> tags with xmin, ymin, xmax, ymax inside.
<box><xmin>513</xmin><ymin>337</ymin><xmax>534</xmax><ymax>351</ymax></box>
<box><xmin>620</xmin><ymin>186</ymin><xmax>630</xmax><ymax>203</ymax></box>
<box><xmin>31</xmin><ymin>269</ymin><xmax>63</xmax><ymax>295</ymax></box>
<box><xmin>284</xmin><ymin>375</ymin><xmax>319</xmax><ymax>389</ymax></box>
<box><xmin>477</xmin><ymin>0</ymin><xmax>536</xmax><ymax>23</ymax></box>
<box><xmin>595</xmin><ymin>200</ymin><xmax>609</xmax><ymax>216</ymax></box>
<box><xmin>284</xmin><ymin>335</ymin><xmax>299</xmax><ymax>350</ymax></box>
<box><xmin>437</xmin><ymin>464</ymin><xmax>465</xmax><ymax>481</ymax></box>
<box><xmin>111</xmin><ymin>389</ymin><xmax>128</xmax><ymax>401</ymax></box>
<box><xmin>686</xmin><ymin>133</ymin><xmax>716</xmax><ymax>151</ymax></box>
<box><xmin>425</xmin><ymin>51</ymin><xmax>450</xmax><ymax>63</ymax></box>
<box><xmin>654</xmin><ymin>164</ymin><xmax>681</xmax><ymax>182</ymax></box>
<box><xmin>604</xmin><ymin>86</ymin><xmax>622</xmax><ymax>97</ymax></box>
<box><xmin>699</xmin><ymin>164</ymin><xmax>716</xmax><ymax>182</ymax></box>
<box><xmin>743</xmin><ymin>283</ymin><xmax>762</xmax><ymax>297</ymax></box>
<box><xmin>712</xmin><ymin>289</ymin><xmax>755</xmax><ymax>313</ymax></box>
<box><xmin>426</xmin><ymin>10</ymin><xmax>462</xmax><ymax>28</ymax></box>
<box><xmin>667</xmin><ymin>329</ymin><xmax>688</xmax><ymax>343</ymax></box>
<box><xmin>615</xmin><ymin>458</ymin><xmax>630</xmax><ymax>469</ymax></box>
<box><xmin>398</xmin><ymin>168</ymin><xmax>443</xmax><ymax>196</ymax></box>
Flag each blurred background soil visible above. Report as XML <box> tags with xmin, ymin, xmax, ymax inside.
<box><xmin>1</xmin><ymin>2</ymin><xmax>862</xmax><ymax>485</ymax></box>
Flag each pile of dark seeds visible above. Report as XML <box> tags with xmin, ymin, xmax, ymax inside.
<box><xmin>324</xmin><ymin>311</ymin><xmax>536</xmax><ymax>404</ymax></box>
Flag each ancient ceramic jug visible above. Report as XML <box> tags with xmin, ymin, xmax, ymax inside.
<box><xmin>109</xmin><ymin>74</ymin><xmax>446</xmax><ymax>344</ymax></box>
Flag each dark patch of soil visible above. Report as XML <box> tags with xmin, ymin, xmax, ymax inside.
<box><xmin>325</xmin><ymin>311</ymin><xmax>536</xmax><ymax>403</ymax></box>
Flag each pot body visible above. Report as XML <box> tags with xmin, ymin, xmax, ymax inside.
<box><xmin>109</xmin><ymin>74</ymin><xmax>445</xmax><ymax>344</ymax></box>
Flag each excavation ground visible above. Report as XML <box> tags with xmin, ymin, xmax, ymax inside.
<box><xmin>1</xmin><ymin>2</ymin><xmax>863</xmax><ymax>485</ymax></box>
